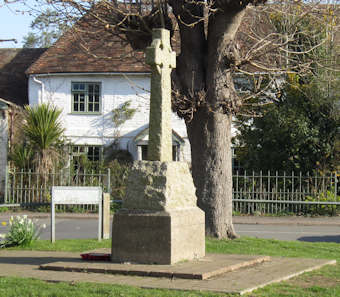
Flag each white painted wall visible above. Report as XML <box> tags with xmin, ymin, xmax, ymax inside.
<box><xmin>28</xmin><ymin>73</ymin><xmax>191</xmax><ymax>162</ymax></box>
<box><xmin>0</xmin><ymin>109</ymin><xmax>8</xmax><ymax>198</ymax></box>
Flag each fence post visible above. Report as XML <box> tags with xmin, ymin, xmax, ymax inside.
<box><xmin>107</xmin><ymin>168</ymin><xmax>111</xmax><ymax>194</ymax></box>
<box><xmin>102</xmin><ymin>192</ymin><xmax>110</xmax><ymax>239</ymax></box>
<box><xmin>4</xmin><ymin>165</ymin><xmax>8</xmax><ymax>204</ymax></box>
<box><xmin>12</xmin><ymin>167</ymin><xmax>16</xmax><ymax>204</ymax></box>
<box><xmin>335</xmin><ymin>172</ymin><xmax>338</xmax><ymax>200</ymax></box>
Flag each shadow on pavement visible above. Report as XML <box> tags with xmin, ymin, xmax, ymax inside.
<box><xmin>298</xmin><ymin>235</ymin><xmax>340</xmax><ymax>243</ymax></box>
<box><xmin>0</xmin><ymin>257</ymin><xmax>83</xmax><ymax>266</ymax></box>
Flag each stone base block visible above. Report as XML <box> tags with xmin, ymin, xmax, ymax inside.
<box><xmin>123</xmin><ymin>161</ymin><xmax>198</xmax><ymax>211</ymax></box>
<box><xmin>111</xmin><ymin>208</ymin><xmax>205</xmax><ymax>264</ymax></box>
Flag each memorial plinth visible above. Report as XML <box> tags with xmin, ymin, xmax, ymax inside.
<box><xmin>111</xmin><ymin>29</ymin><xmax>205</xmax><ymax>265</ymax></box>
<box><xmin>111</xmin><ymin>161</ymin><xmax>205</xmax><ymax>264</ymax></box>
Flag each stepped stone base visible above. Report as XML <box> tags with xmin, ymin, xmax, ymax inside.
<box><xmin>40</xmin><ymin>253</ymin><xmax>271</xmax><ymax>280</ymax></box>
<box><xmin>111</xmin><ymin>208</ymin><xmax>205</xmax><ymax>264</ymax></box>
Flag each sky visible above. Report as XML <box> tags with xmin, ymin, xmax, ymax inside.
<box><xmin>0</xmin><ymin>1</ymin><xmax>35</xmax><ymax>48</ymax></box>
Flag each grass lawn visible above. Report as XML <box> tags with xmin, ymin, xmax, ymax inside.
<box><xmin>1</xmin><ymin>237</ymin><xmax>340</xmax><ymax>296</ymax></box>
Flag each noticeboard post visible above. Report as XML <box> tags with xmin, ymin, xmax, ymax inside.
<box><xmin>51</xmin><ymin>186</ymin><xmax>102</xmax><ymax>243</ymax></box>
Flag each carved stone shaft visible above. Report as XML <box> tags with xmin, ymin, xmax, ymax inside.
<box><xmin>145</xmin><ymin>29</ymin><xmax>176</xmax><ymax>162</ymax></box>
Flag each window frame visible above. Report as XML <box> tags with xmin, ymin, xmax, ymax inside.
<box><xmin>71</xmin><ymin>82</ymin><xmax>102</xmax><ymax>114</ymax></box>
<box><xmin>70</xmin><ymin>145</ymin><xmax>102</xmax><ymax>163</ymax></box>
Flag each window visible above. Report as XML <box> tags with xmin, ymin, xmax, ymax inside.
<box><xmin>71</xmin><ymin>145</ymin><xmax>101</xmax><ymax>162</ymax></box>
<box><xmin>71</xmin><ymin>145</ymin><xmax>102</xmax><ymax>171</ymax></box>
<box><xmin>141</xmin><ymin>145</ymin><xmax>148</xmax><ymax>161</ymax></box>
<box><xmin>87</xmin><ymin>146</ymin><xmax>101</xmax><ymax>162</ymax></box>
<box><xmin>71</xmin><ymin>82</ymin><xmax>101</xmax><ymax>113</ymax></box>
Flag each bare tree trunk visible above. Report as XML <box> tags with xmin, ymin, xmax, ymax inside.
<box><xmin>170</xmin><ymin>4</ymin><xmax>246</xmax><ymax>238</ymax></box>
<box><xmin>187</xmin><ymin>109</ymin><xmax>236</xmax><ymax>238</ymax></box>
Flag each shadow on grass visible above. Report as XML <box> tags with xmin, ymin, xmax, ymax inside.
<box><xmin>298</xmin><ymin>235</ymin><xmax>340</xmax><ymax>243</ymax></box>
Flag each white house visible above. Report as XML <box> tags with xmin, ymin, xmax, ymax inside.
<box><xmin>27</xmin><ymin>73</ymin><xmax>191</xmax><ymax>162</ymax></box>
<box><xmin>26</xmin><ymin>27</ymin><xmax>192</xmax><ymax>163</ymax></box>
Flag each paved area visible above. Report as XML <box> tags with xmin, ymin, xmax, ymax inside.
<box><xmin>41</xmin><ymin>251</ymin><xmax>270</xmax><ymax>280</ymax></box>
<box><xmin>0</xmin><ymin>249</ymin><xmax>335</xmax><ymax>295</ymax></box>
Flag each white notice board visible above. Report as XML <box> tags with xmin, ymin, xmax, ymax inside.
<box><xmin>51</xmin><ymin>186</ymin><xmax>102</xmax><ymax>242</ymax></box>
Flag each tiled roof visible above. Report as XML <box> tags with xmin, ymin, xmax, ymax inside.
<box><xmin>0</xmin><ymin>48</ymin><xmax>46</xmax><ymax>106</ymax></box>
<box><xmin>26</xmin><ymin>13</ymin><xmax>150</xmax><ymax>75</ymax></box>
<box><xmin>26</xmin><ymin>2</ymin><xmax>182</xmax><ymax>75</ymax></box>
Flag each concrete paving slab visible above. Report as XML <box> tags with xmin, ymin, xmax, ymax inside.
<box><xmin>200</xmin><ymin>257</ymin><xmax>337</xmax><ymax>295</ymax></box>
<box><xmin>0</xmin><ymin>250</ymin><xmax>335</xmax><ymax>295</ymax></box>
<box><xmin>40</xmin><ymin>252</ymin><xmax>270</xmax><ymax>280</ymax></box>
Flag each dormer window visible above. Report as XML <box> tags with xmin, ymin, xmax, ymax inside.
<box><xmin>71</xmin><ymin>82</ymin><xmax>101</xmax><ymax>113</ymax></box>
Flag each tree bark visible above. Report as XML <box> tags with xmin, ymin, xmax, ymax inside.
<box><xmin>187</xmin><ymin>109</ymin><xmax>236</xmax><ymax>238</ymax></box>
<box><xmin>168</xmin><ymin>2</ymin><xmax>247</xmax><ymax>238</ymax></box>
<box><xmin>183</xmin><ymin>7</ymin><xmax>246</xmax><ymax>238</ymax></box>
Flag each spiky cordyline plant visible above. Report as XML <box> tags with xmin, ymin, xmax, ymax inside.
<box><xmin>22</xmin><ymin>103</ymin><xmax>65</xmax><ymax>175</ymax></box>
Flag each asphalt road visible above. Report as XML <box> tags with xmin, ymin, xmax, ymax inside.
<box><xmin>235</xmin><ymin>223</ymin><xmax>340</xmax><ymax>243</ymax></box>
<box><xmin>1</xmin><ymin>214</ymin><xmax>339</xmax><ymax>243</ymax></box>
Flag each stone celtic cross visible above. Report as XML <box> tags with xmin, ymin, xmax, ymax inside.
<box><xmin>112</xmin><ymin>29</ymin><xmax>205</xmax><ymax>264</ymax></box>
<box><xmin>145</xmin><ymin>29</ymin><xmax>176</xmax><ymax>161</ymax></box>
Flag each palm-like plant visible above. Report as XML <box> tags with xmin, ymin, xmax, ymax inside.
<box><xmin>22</xmin><ymin>104</ymin><xmax>65</xmax><ymax>174</ymax></box>
<box><xmin>9</xmin><ymin>144</ymin><xmax>33</xmax><ymax>170</ymax></box>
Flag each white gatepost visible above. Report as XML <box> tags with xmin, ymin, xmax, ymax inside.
<box><xmin>51</xmin><ymin>186</ymin><xmax>103</xmax><ymax>243</ymax></box>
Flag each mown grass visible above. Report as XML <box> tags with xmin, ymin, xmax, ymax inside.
<box><xmin>0</xmin><ymin>277</ymin><xmax>227</xmax><ymax>297</ymax></box>
<box><xmin>207</xmin><ymin>236</ymin><xmax>340</xmax><ymax>260</ymax></box>
<box><xmin>1</xmin><ymin>237</ymin><xmax>340</xmax><ymax>296</ymax></box>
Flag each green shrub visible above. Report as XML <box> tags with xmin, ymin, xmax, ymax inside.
<box><xmin>305</xmin><ymin>190</ymin><xmax>340</xmax><ymax>216</ymax></box>
<box><xmin>8</xmin><ymin>144</ymin><xmax>33</xmax><ymax>170</ymax></box>
<box><xmin>0</xmin><ymin>207</ymin><xmax>9</xmax><ymax>213</ymax></box>
<box><xmin>106</xmin><ymin>159</ymin><xmax>131</xmax><ymax>201</ymax></box>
